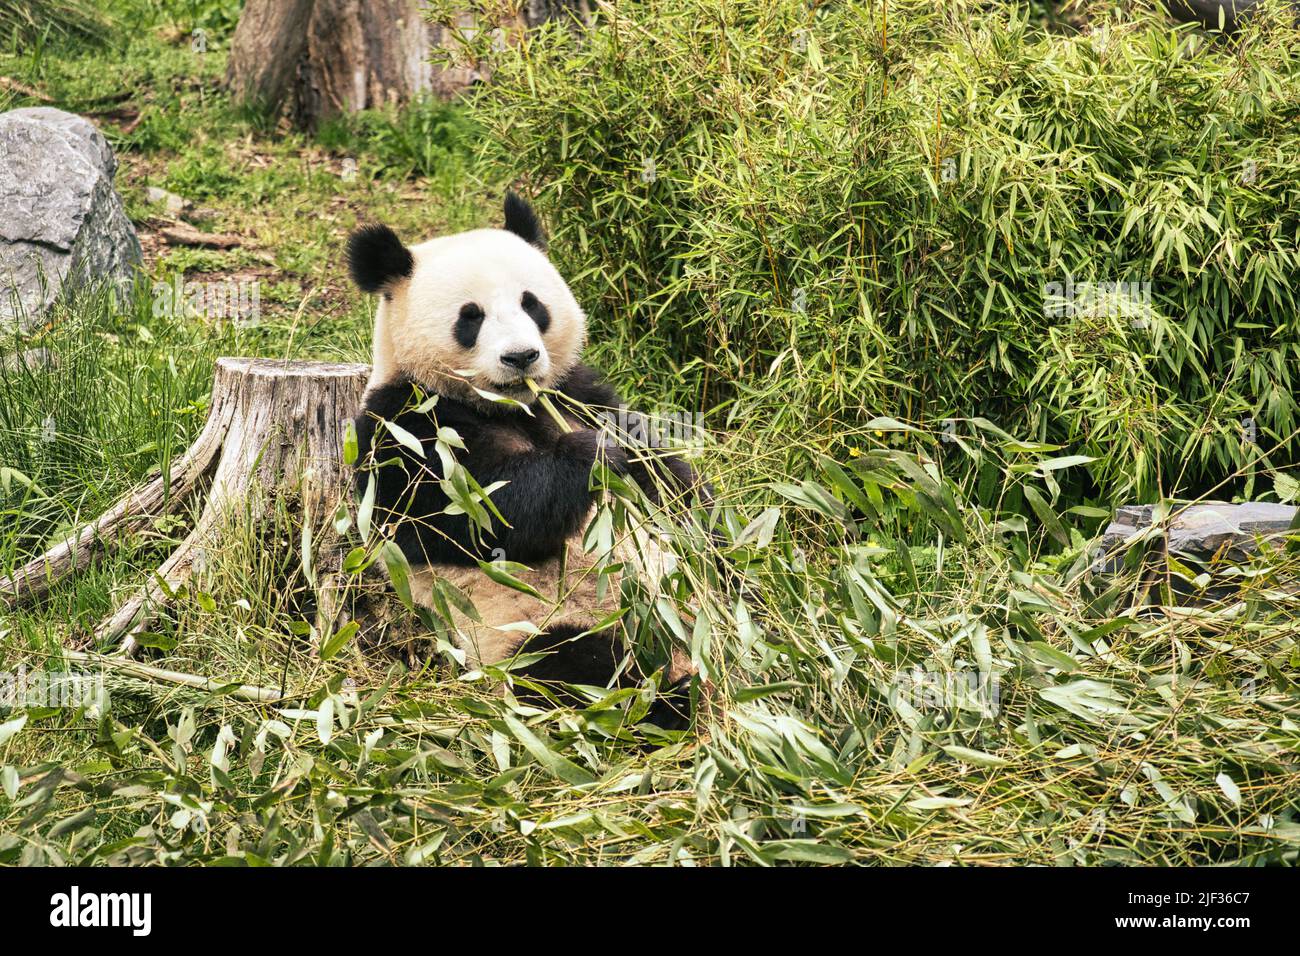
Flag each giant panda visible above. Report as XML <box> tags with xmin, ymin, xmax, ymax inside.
<box><xmin>348</xmin><ymin>193</ymin><xmax>702</xmax><ymax>729</ymax></box>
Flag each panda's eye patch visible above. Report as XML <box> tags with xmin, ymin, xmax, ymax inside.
<box><xmin>454</xmin><ymin>302</ymin><xmax>485</xmax><ymax>349</ymax></box>
<box><xmin>520</xmin><ymin>291</ymin><xmax>551</xmax><ymax>334</ymax></box>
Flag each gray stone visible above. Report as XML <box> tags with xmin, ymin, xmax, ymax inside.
<box><xmin>1096</xmin><ymin>501</ymin><xmax>1298</xmax><ymax>572</ymax></box>
<box><xmin>0</xmin><ymin>107</ymin><xmax>141</xmax><ymax>331</ymax></box>
<box><xmin>145</xmin><ymin>185</ymin><xmax>190</xmax><ymax>218</ymax></box>
<box><xmin>1</xmin><ymin>347</ymin><xmax>56</xmax><ymax>373</ymax></box>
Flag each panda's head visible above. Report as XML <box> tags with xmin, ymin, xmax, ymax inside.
<box><xmin>348</xmin><ymin>193</ymin><xmax>585</xmax><ymax>405</ymax></box>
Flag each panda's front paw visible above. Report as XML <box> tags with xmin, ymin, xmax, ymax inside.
<box><xmin>558</xmin><ymin>427</ymin><xmax>628</xmax><ymax>472</ymax></box>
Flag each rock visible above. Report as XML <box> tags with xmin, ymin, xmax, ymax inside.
<box><xmin>0</xmin><ymin>107</ymin><xmax>141</xmax><ymax>331</ymax></box>
<box><xmin>1098</xmin><ymin>502</ymin><xmax>1297</xmax><ymax>566</ymax></box>
<box><xmin>145</xmin><ymin>186</ymin><xmax>190</xmax><ymax>218</ymax></box>
<box><xmin>1</xmin><ymin>347</ymin><xmax>56</xmax><ymax>373</ymax></box>
<box><xmin>144</xmin><ymin>186</ymin><xmax>219</xmax><ymax>225</ymax></box>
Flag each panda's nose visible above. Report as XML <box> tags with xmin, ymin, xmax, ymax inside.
<box><xmin>500</xmin><ymin>348</ymin><xmax>540</xmax><ymax>371</ymax></box>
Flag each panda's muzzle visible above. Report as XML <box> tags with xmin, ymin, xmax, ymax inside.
<box><xmin>500</xmin><ymin>348</ymin><xmax>540</xmax><ymax>372</ymax></box>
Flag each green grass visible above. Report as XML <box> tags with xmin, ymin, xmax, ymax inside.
<box><xmin>1</xmin><ymin>1</ymin><xmax>1299</xmax><ymax>866</ymax></box>
<box><xmin>0</xmin><ymin>1</ymin><xmax>111</xmax><ymax>52</ymax></box>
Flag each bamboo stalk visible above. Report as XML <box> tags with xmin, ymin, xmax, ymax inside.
<box><xmin>63</xmin><ymin>649</ymin><xmax>287</xmax><ymax>703</ymax></box>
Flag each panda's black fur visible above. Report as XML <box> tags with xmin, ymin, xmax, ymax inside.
<box><xmin>350</xmin><ymin>196</ymin><xmax>701</xmax><ymax>728</ymax></box>
<box><xmin>355</xmin><ymin>364</ymin><xmax>695</xmax><ymax>568</ymax></box>
<box><xmin>503</xmin><ymin>190</ymin><xmax>547</xmax><ymax>250</ymax></box>
<box><xmin>347</xmin><ymin>223</ymin><xmax>413</xmax><ymax>294</ymax></box>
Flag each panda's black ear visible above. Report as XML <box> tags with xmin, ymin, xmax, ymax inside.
<box><xmin>503</xmin><ymin>191</ymin><xmax>547</xmax><ymax>251</ymax></box>
<box><xmin>347</xmin><ymin>223</ymin><xmax>414</xmax><ymax>294</ymax></box>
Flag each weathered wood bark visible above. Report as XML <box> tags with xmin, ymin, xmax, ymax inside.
<box><xmin>224</xmin><ymin>0</ymin><xmax>316</xmax><ymax>115</ymax></box>
<box><xmin>226</xmin><ymin>0</ymin><xmax>474</xmax><ymax>128</ymax></box>
<box><xmin>226</xmin><ymin>0</ymin><xmax>592</xmax><ymax>129</ymax></box>
<box><xmin>0</xmin><ymin>358</ymin><xmax>369</xmax><ymax>655</ymax></box>
<box><xmin>301</xmin><ymin>0</ymin><xmax>441</xmax><ymax>121</ymax></box>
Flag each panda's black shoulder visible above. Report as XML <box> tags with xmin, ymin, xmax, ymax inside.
<box><xmin>556</xmin><ymin>363</ymin><xmax>621</xmax><ymax>410</ymax></box>
<box><xmin>358</xmin><ymin>379</ymin><xmax>421</xmax><ymax>424</ymax></box>
<box><xmin>362</xmin><ymin>378</ymin><xmax>485</xmax><ymax>422</ymax></box>
<box><xmin>355</xmin><ymin>377</ymin><xmax>485</xmax><ymax>460</ymax></box>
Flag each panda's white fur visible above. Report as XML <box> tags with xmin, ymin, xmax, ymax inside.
<box><xmin>349</xmin><ymin>196</ymin><xmax>698</xmax><ymax>721</ymax></box>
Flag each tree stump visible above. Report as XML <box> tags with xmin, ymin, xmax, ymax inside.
<box><xmin>225</xmin><ymin>0</ymin><xmax>594</xmax><ymax>129</ymax></box>
<box><xmin>0</xmin><ymin>358</ymin><xmax>369</xmax><ymax>655</ymax></box>
<box><xmin>226</xmin><ymin>0</ymin><xmax>477</xmax><ymax>128</ymax></box>
<box><xmin>222</xmin><ymin>0</ymin><xmax>315</xmax><ymax>121</ymax></box>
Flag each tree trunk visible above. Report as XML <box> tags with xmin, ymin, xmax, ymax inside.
<box><xmin>301</xmin><ymin>0</ymin><xmax>436</xmax><ymax>122</ymax></box>
<box><xmin>224</xmin><ymin>0</ymin><xmax>316</xmax><ymax>116</ymax></box>
<box><xmin>0</xmin><ymin>358</ymin><xmax>369</xmax><ymax>656</ymax></box>
<box><xmin>226</xmin><ymin>0</ymin><xmax>591</xmax><ymax>129</ymax></box>
<box><xmin>226</xmin><ymin>0</ymin><xmax>474</xmax><ymax>129</ymax></box>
